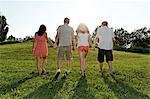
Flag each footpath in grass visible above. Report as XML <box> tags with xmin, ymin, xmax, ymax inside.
<box><xmin>0</xmin><ymin>42</ymin><xmax>150</xmax><ymax>99</ymax></box>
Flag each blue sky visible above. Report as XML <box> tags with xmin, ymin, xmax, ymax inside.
<box><xmin>0</xmin><ymin>0</ymin><xmax>149</xmax><ymax>39</ymax></box>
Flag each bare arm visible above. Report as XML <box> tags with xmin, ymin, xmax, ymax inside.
<box><xmin>72</xmin><ymin>32</ymin><xmax>76</xmax><ymax>50</ymax></box>
<box><xmin>88</xmin><ymin>35</ymin><xmax>93</xmax><ymax>48</ymax></box>
<box><xmin>55</xmin><ymin>32</ymin><xmax>59</xmax><ymax>45</ymax></box>
<box><xmin>112</xmin><ymin>31</ymin><xmax>115</xmax><ymax>48</ymax></box>
<box><xmin>45</xmin><ymin>33</ymin><xmax>54</xmax><ymax>46</ymax></box>
<box><xmin>47</xmin><ymin>37</ymin><xmax>54</xmax><ymax>46</ymax></box>
<box><xmin>33</xmin><ymin>34</ymin><xmax>37</xmax><ymax>51</ymax></box>
<box><xmin>32</xmin><ymin>34</ymin><xmax>37</xmax><ymax>57</ymax></box>
<box><xmin>112</xmin><ymin>37</ymin><xmax>116</xmax><ymax>48</ymax></box>
<box><xmin>32</xmin><ymin>39</ymin><xmax>35</xmax><ymax>51</ymax></box>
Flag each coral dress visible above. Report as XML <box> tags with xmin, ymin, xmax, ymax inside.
<box><xmin>33</xmin><ymin>33</ymin><xmax>48</xmax><ymax>57</ymax></box>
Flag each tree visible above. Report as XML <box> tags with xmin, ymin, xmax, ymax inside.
<box><xmin>130</xmin><ymin>27</ymin><xmax>150</xmax><ymax>48</ymax></box>
<box><xmin>7</xmin><ymin>35</ymin><xmax>16</xmax><ymax>41</ymax></box>
<box><xmin>92</xmin><ymin>26</ymin><xmax>100</xmax><ymax>38</ymax></box>
<box><xmin>114</xmin><ymin>28</ymin><xmax>131</xmax><ymax>48</ymax></box>
<box><xmin>23</xmin><ymin>36</ymin><xmax>33</xmax><ymax>41</ymax></box>
<box><xmin>0</xmin><ymin>14</ymin><xmax>9</xmax><ymax>42</ymax></box>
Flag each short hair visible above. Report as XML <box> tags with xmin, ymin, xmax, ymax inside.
<box><xmin>102</xmin><ymin>21</ymin><xmax>108</xmax><ymax>26</ymax></box>
<box><xmin>64</xmin><ymin>17</ymin><xmax>70</xmax><ymax>24</ymax></box>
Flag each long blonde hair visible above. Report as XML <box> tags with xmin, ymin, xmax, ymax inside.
<box><xmin>76</xmin><ymin>23</ymin><xmax>89</xmax><ymax>33</ymax></box>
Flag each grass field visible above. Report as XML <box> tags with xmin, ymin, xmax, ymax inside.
<box><xmin>0</xmin><ymin>41</ymin><xmax>150</xmax><ymax>99</ymax></box>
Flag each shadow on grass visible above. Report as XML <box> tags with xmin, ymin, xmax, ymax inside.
<box><xmin>0</xmin><ymin>73</ymin><xmax>38</xmax><ymax>95</ymax></box>
<box><xmin>102</xmin><ymin>73</ymin><xmax>150</xmax><ymax>99</ymax></box>
<box><xmin>71</xmin><ymin>76</ymin><xmax>88</xmax><ymax>99</ymax></box>
<box><xmin>23</xmin><ymin>77</ymin><xmax>65</xmax><ymax>99</ymax></box>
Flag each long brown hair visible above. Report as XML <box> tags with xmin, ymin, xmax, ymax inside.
<box><xmin>36</xmin><ymin>24</ymin><xmax>46</xmax><ymax>36</ymax></box>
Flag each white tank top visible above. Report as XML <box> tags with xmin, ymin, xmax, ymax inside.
<box><xmin>77</xmin><ymin>33</ymin><xmax>89</xmax><ymax>47</ymax></box>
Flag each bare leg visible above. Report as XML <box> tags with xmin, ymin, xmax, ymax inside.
<box><xmin>57</xmin><ymin>59</ymin><xmax>62</xmax><ymax>69</ymax></box>
<box><xmin>107</xmin><ymin>61</ymin><xmax>112</xmax><ymax>74</ymax></box>
<box><xmin>54</xmin><ymin>59</ymin><xmax>61</xmax><ymax>78</ymax></box>
<box><xmin>36</xmin><ymin>57</ymin><xmax>42</xmax><ymax>75</ymax></box>
<box><xmin>41</xmin><ymin>57</ymin><xmax>47</xmax><ymax>73</ymax></box>
<box><xmin>99</xmin><ymin>62</ymin><xmax>103</xmax><ymax>73</ymax></box>
<box><xmin>79</xmin><ymin>51</ymin><xmax>82</xmax><ymax>74</ymax></box>
<box><xmin>36</xmin><ymin>58</ymin><xmax>38</xmax><ymax>73</ymax></box>
<box><xmin>79</xmin><ymin>51</ymin><xmax>84</xmax><ymax>76</ymax></box>
<box><xmin>83</xmin><ymin>57</ymin><xmax>86</xmax><ymax>74</ymax></box>
<box><xmin>83</xmin><ymin>51</ymin><xmax>88</xmax><ymax>73</ymax></box>
<box><xmin>67</xmin><ymin>59</ymin><xmax>71</xmax><ymax>70</ymax></box>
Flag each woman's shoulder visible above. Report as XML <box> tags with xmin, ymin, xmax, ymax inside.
<box><xmin>35</xmin><ymin>32</ymin><xmax>38</xmax><ymax>36</ymax></box>
<box><xmin>44</xmin><ymin>32</ymin><xmax>47</xmax><ymax>35</ymax></box>
<box><xmin>43</xmin><ymin>32</ymin><xmax>47</xmax><ymax>37</ymax></box>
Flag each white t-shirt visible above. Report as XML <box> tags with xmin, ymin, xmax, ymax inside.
<box><xmin>77</xmin><ymin>33</ymin><xmax>89</xmax><ymax>47</ymax></box>
<box><xmin>96</xmin><ymin>26</ymin><xmax>114</xmax><ymax>50</ymax></box>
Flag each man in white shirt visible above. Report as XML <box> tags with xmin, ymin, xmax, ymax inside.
<box><xmin>95</xmin><ymin>21</ymin><xmax>115</xmax><ymax>74</ymax></box>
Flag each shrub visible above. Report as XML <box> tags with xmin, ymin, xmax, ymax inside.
<box><xmin>0</xmin><ymin>40</ymin><xmax>21</xmax><ymax>45</ymax></box>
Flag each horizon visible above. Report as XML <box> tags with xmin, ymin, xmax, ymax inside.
<box><xmin>0</xmin><ymin>0</ymin><xmax>149</xmax><ymax>40</ymax></box>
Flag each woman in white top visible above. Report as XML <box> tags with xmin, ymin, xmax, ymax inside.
<box><xmin>76</xmin><ymin>23</ymin><xmax>92</xmax><ymax>77</ymax></box>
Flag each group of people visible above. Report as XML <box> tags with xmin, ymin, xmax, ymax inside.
<box><xmin>32</xmin><ymin>17</ymin><xmax>115</xmax><ymax>77</ymax></box>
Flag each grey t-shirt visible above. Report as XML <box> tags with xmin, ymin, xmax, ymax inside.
<box><xmin>57</xmin><ymin>24</ymin><xmax>74</xmax><ymax>46</ymax></box>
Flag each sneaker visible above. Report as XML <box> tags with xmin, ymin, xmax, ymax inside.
<box><xmin>41</xmin><ymin>69</ymin><xmax>48</xmax><ymax>75</ymax></box>
<box><xmin>54</xmin><ymin>69</ymin><xmax>61</xmax><ymax>78</ymax></box>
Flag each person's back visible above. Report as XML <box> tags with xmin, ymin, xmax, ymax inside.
<box><xmin>35</xmin><ymin>33</ymin><xmax>47</xmax><ymax>45</ymax></box>
<box><xmin>57</xmin><ymin>24</ymin><xmax>74</xmax><ymax>46</ymax></box>
<box><xmin>33</xmin><ymin>29</ymin><xmax>48</xmax><ymax>57</ymax></box>
<box><xmin>95</xmin><ymin>21</ymin><xmax>115</xmax><ymax>75</ymax></box>
<box><xmin>54</xmin><ymin>17</ymin><xmax>75</xmax><ymax>78</ymax></box>
<box><xmin>33</xmin><ymin>24</ymin><xmax>54</xmax><ymax>75</ymax></box>
<box><xmin>77</xmin><ymin>32</ymin><xmax>89</xmax><ymax>47</ymax></box>
<box><xmin>97</xmin><ymin>26</ymin><xmax>114</xmax><ymax>50</ymax></box>
<box><xmin>76</xmin><ymin>23</ymin><xmax>90</xmax><ymax>76</ymax></box>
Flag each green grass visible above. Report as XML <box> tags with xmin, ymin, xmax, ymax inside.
<box><xmin>0</xmin><ymin>41</ymin><xmax>150</xmax><ymax>99</ymax></box>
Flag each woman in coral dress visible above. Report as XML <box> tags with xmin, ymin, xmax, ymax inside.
<box><xmin>33</xmin><ymin>24</ymin><xmax>54</xmax><ymax>75</ymax></box>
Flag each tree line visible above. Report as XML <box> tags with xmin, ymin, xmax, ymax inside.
<box><xmin>113</xmin><ymin>27</ymin><xmax>150</xmax><ymax>53</ymax></box>
<box><xmin>0</xmin><ymin>14</ymin><xmax>149</xmax><ymax>53</ymax></box>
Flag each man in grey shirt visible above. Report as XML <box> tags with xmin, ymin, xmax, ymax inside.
<box><xmin>54</xmin><ymin>17</ymin><xmax>75</xmax><ymax>78</ymax></box>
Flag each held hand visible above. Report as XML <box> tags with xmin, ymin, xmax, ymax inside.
<box><xmin>91</xmin><ymin>45</ymin><xmax>95</xmax><ymax>51</ymax></box>
<box><xmin>32</xmin><ymin>48</ymin><xmax>35</xmax><ymax>53</ymax></box>
<box><xmin>72</xmin><ymin>47</ymin><xmax>75</xmax><ymax>51</ymax></box>
<box><xmin>72</xmin><ymin>45</ymin><xmax>76</xmax><ymax>51</ymax></box>
<box><xmin>53</xmin><ymin>43</ymin><xmax>57</xmax><ymax>49</ymax></box>
<box><xmin>32</xmin><ymin>49</ymin><xmax>35</xmax><ymax>59</ymax></box>
<box><xmin>91</xmin><ymin>47</ymin><xmax>95</xmax><ymax>51</ymax></box>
